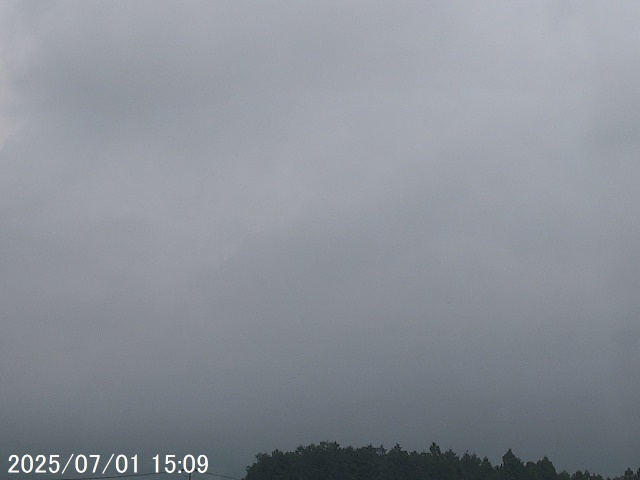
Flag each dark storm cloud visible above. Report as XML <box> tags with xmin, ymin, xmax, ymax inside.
<box><xmin>1</xmin><ymin>1</ymin><xmax>639</xmax><ymax>478</ymax></box>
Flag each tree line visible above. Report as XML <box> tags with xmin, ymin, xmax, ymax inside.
<box><xmin>244</xmin><ymin>441</ymin><xmax>640</xmax><ymax>480</ymax></box>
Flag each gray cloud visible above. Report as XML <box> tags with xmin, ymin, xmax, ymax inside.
<box><xmin>1</xmin><ymin>1</ymin><xmax>639</xmax><ymax>478</ymax></box>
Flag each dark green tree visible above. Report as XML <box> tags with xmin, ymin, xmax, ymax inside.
<box><xmin>243</xmin><ymin>441</ymin><xmax>637</xmax><ymax>480</ymax></box>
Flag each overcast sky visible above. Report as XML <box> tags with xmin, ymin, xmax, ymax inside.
<box><xmin>1</xmin><ymin>1</ymin><xmax>639</xmax><ymax>478</ymax></box>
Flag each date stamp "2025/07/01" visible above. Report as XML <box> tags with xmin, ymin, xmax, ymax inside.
<box><xmin>8</xmin><ymin>454</ymin><xmax>210</xmax><ymax>476</ymax></box>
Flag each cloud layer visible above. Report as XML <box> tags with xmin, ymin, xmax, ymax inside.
<box><xmin>1</xmin><ymin>2</ymin><xmax>639</xmax><ymax>477</ymax></box>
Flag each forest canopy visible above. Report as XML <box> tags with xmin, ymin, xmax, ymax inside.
<box><xmin>244</xmin><ymin>441</ymin><xmax>640</xmax><ymax>480</ymax></box>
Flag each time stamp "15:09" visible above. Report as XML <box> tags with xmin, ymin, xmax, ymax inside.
<box><xmin>8</xmin><ymin>454</ymin><xmax>210</xmax><ymax>475</ymax></box>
